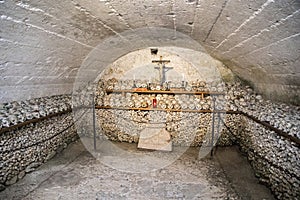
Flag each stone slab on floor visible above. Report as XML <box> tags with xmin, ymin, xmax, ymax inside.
<box><xmin>138</xmin><ymin>126</ymin><xmax>172</xmax><ymax>151</ymax></box>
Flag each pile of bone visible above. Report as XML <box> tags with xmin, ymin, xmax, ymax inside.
<box><xmin>235</xmin><ymin>118</ymin><xmax>300</xmax><ymax>200</ymax></box>
<box><xmin>102</xmin><ymin>93</ymin><xmax>152</xmax><ymax>108</ymax></box>
<box><xmin>0</xmin><ymin>113</ymin><xmax>77</xmax><ymax>187</ymax></box>
<box><xmin>115</xmin><ymin>109</ymin><xmax>149</xmax><ymax>134</ymax></box>
<box><xmin>225</xmin><ymin>82</ymin><xmax>300</xmax><ymax>138</ymax></box>
<box><xmin>186</xmin><ymin>80</ymin><xmax>225</xmax><ymax>92</ymax></box>
<box><xmin>0</xmin><ymin>95</ymin><xmax>71</xmax><ymax>129</ymax></box>
<box><xmin>97</xmin><ymin>110</ymin><xmax>144</xmax><ymax>142</ymax></box>
<box><xmin>96</xmin><ymin>103</ymin><xmax>238</xmax><ymax>147</ymax></box>
<box><xmin>73</xmin><ymin>83</ymin><xmax>97</xmax><ymax>107</ymax></box>
<box><xmin>216</xmin><ymin>114</ymin><xmax>243</xmax><ymax>146</ymax></box>
<box><xmin>158</xmin><ymin>94</ymin><xmax>211</xmax><ymax>110</ymax></box>
<box><xmin>100</xmin><ymin>93</ymin><xmax>224</xmax><ymax>111</ymax></box>
<box><xmin>95</xmin><ymin>81</ymin><xmax>106</xmax><ymax>107</ymax></box>
<box><xmin>167</xmin><ymin>112</ymin><xmax>203</xmax><ymax>128</ymax></box>
<box><xmin>102</xmin><ymin>78</ymin><xmax>226</xmax><ymax>93</ymax></box>
<box><xmin>167</xmin><ymin>112</ymin><xmax>205</xmax><ymax>146</ymax></box>
<box><xmin>105</xmin><ymin>79</ymin><xmax>135</xmax><ymax>90</ymax></box>
<box><xmin>0</xmin><ymin>114</ymin><xmax>74</xmax><ymax>155</ymax></box>
<box><xmin>158</xmin><ymin>105</ymin><xmax>228</xmax><ymax>146</ymax></box>
<box><xmin>97</xmin><ymin>108</ymin><xmax>220</xmax><ymax>146</ymax></box>
<box><xmin>74</xmin><ymin>107</ymin><xmax>96</xmax><ymax>137</ymax></box>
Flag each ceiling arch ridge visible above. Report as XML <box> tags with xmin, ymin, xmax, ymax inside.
<box><xmin>214</xmin><ymin>0</ymin><xmax>275</xmax><ymax>50</ymax></box>
<box><xmin>222</xmin><ymin>9</ymin><xmax>300</xmax><ymax>57</ymax></box>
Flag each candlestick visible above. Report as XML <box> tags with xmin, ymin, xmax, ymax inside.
<box><xmin>152</xmin><ymin>98</ymin><xmax>157</xmax><ymax>108</ymax></box>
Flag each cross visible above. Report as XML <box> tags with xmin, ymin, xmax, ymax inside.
<box><xmin>152</xmin><ymin>56</ymin><xmax>173</xmax><ymax>86</ymax></box>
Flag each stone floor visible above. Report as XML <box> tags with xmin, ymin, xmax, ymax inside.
<box><xmin>0</xmin><ymin>139</ymin><xmax>275</xmax><ymax>200</ymax></box>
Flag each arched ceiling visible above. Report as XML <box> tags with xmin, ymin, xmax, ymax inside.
<box><xmin>0</xmin><ymin>0</ymin><xmax>299</xmax><ymax>105</ymax></box>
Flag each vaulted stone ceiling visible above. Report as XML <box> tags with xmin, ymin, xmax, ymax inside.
<box><xmin>0</xmin><ymin>0</ymin><xmax>299</xmax><ymax>104</ymax></box>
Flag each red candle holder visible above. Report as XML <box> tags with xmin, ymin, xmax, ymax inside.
<box><xmin>152</xmin><ymin>98</ymin><xmax>157</xmax><ymax>108</ymax></box>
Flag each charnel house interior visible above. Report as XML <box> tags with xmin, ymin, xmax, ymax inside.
<box><xmin>0</xmin><ymin>0</ymin><xmax>299</xmax><ymax>199</ymax></box>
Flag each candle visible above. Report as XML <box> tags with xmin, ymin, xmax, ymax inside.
<box><xmin>152</xmin><ymin>98</ymin><xmax>157</xmax><ymax>108</ymax></box>
<box><xmin>133</xmin><ymin>74</ymin><xmax>135</xmax><ymax>80</ymax></box>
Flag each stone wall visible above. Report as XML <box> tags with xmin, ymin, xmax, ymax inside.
<box><xmin>0</xmin><ymin>95</ymin><xmax>78</xmax><ymax>191</ymax></box>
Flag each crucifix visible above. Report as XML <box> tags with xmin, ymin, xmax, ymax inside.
<box><xmin>152</xmin><ymin>56</ymin><xmax>173</xmax><ymax>86</ymax></box>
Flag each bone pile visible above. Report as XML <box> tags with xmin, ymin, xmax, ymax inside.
<box><xmin>0</xmin><ymin>94</ymin><xmax>71</xmax><ymax>129</ymax></box>
<box><xmin>97</xmin><ymin>109</ymin><xmax>145</xmax><ymax>143</ymax></box>
<box><xmin>95</xmin><ymin>78</ymin><xmax>300</xmax><ymax>199</ymax></box>
<box><xmin>223</xmin><ymin>82</ymin><xmax>300</xmax><ymax>199</ymax></box>
<box><xmin>225</xmin><ymin>82</ymin><xmax>299</xmax><ymax>138</ymax></box>
<box><xmin>0</xmin><ymin>113</ymin><xmax>78</xmax><ymax>189</ymax></box>
<box><xmin>102</xmin><ymin>78</ymin><xmax>225</xmax><ymax>92</ymax></box>
<box><xmin>96</xmin><ymin>78</ymin><xmax>230</xmax><ymax>146</ymax></box>
<box><xmin>0</xmin><ymin>94</ymin><xmax>76</xmax><ymax>190</ymax></box>
<box><xmin>97</xmin><ymin>91</ymin><xmax>224</xmax><ymax>113</ymax></box>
